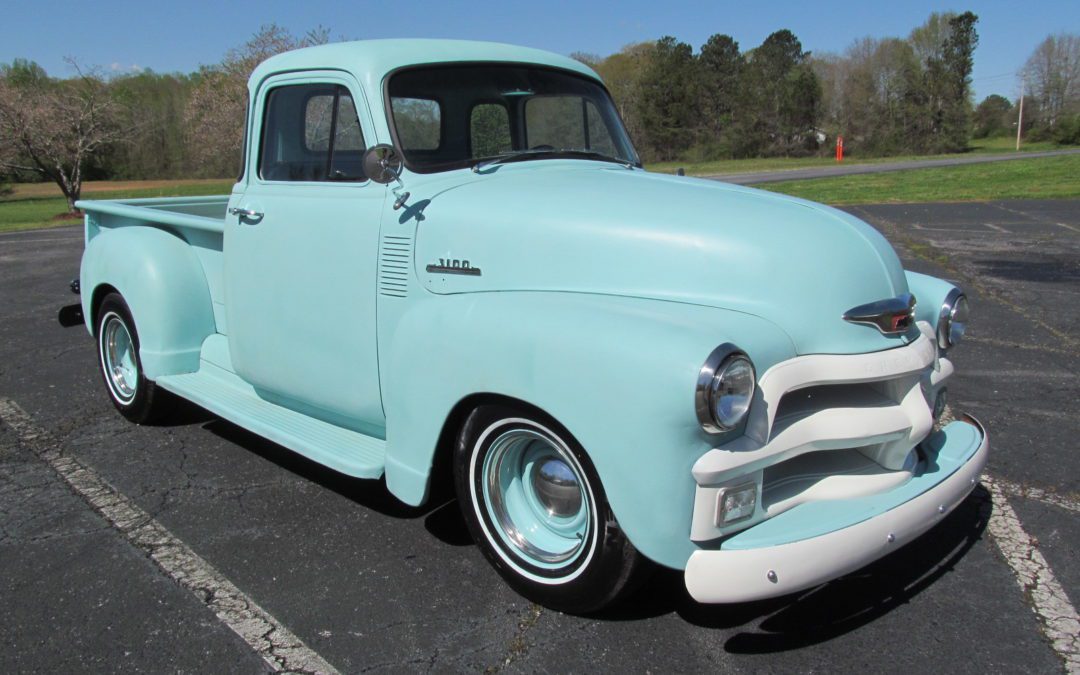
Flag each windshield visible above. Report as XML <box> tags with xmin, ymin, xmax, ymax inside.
<box><xmin>387</xmin><ymin>64</ymin><xmax>640</xmax><ymax>172</ymax></box>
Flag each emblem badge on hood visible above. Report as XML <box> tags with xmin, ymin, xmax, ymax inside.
<box><xmin>843</xmin><ymin>293</ymin><xmax>916</xmax><ymax>335</ymax></box>
<box><xmin>426</xmin><ymin>258</ymin><xmax>482</xmax><ymax>276</ymax></box>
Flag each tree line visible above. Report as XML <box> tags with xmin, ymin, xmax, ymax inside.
<box><xmin>2</xmin><ymin>17</ymin><xmax>1079</xmax><ymax>210</ymax></box>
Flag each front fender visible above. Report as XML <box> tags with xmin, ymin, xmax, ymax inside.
<box><xmin>382</xmin><ymin>291</ymin><xmax>795</xmax><ymax>569</ymax></box>
<box><xmin>905</xmin><ymin>271</ymin><xmax>961</xmax><ymax>337</ymax></box>
<box><xmin>81</xmin><ymin>226</ymin><xmax>216</xmax><ymax>379</ymax></box>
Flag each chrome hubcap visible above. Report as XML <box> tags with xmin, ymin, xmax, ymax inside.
<box><xmin>482</xmin><ymin>428</ymin><xmax>590</xmax><ymax>567</ymax></box>
<box><xmin>102</xmin><ymin>315</ymin><xmax>137</xmax><ymax>403</ymax></box>
<box><xmin>531</xmin><ymin>458</ymin><xmax>582</xmax><ymax>517</ymax></box>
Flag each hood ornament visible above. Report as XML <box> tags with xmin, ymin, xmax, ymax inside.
<box><xmin>843</xmin><ymin>293</ymin><xmax>916</xmax><ymax>335</ymax></box>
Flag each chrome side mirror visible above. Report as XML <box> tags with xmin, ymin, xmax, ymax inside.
<box><xmin>362</xmin><ymin>144</ymin><xmax>404</xmax><ymax>184</ymax></box>
<box><xmin>362</xmin><ymin>144</ymin><xmax>410</xmax><ymax>209</ymax></box>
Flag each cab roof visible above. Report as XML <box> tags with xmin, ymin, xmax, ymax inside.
<box><xmin>248</xmin><ymin>39</ymin><xmax>600</xmax><ymax>91</ymax></box>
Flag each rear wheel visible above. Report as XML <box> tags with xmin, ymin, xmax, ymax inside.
<box><xmin>95</xmin><ymin>293</ymin><xmax>167</xmax><ymax>424</ymax></box>
<box><xmin>454</xmin><ymin>404</ymin><xmax>647</xmax><ymax>613</ymax></box>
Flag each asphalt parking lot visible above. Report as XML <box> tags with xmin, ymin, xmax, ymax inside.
<box><xmin>1</xmin><ymin>199</ymin><xmax>1077</xmax><ymax>673</ymax></box>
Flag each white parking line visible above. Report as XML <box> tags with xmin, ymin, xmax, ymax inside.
<box><xmin>984</xmin><ymin>475</ymin><xmax>1080</xmax><ymax>672</ymax></box>
<box><xmin>993</xmin><ymin>477</ymin><xmax>1080</xmax><ymax>515</ymax></box>
<box><xmin>0</xmin><ymin>398</ymin><xmax>340</xmax><ymax>675</ymax></box>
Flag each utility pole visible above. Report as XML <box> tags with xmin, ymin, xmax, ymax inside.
<box><xmin>1015</xmin><ymin>94</ymin><xmax>1025</xmax><ymax>151</ymax></box>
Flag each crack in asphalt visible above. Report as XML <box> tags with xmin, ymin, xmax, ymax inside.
<box><xmin>0</xmin><ymin>397</ymin><xmax>341</xmax><ymax>675</ymax></box>
<box><xmin>485</xmin><ymin>603</ymin><xmax>543</xmax><ymax>673</ymax></box>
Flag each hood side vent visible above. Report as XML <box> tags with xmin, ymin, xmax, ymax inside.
<box><xmin>379</xmin><ymin>234</ymin><xmax>412</xmax><ymax>298</ymax></box>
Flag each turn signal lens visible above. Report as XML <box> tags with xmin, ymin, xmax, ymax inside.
<box><xmin>717</xmin><ymin>483</ymin><xmax>757</xmax><ymax>525</ymax></box>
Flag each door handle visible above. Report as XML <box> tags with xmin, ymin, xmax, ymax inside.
<box><xmin>229</xmin><ymin>207</ymin><xmax>263</xmax><ymax>221</ymax></box>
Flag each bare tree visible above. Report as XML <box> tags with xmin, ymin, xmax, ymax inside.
<box><xmin>184</xmin><ymin>24</ymin><xmax>330</xmax><ymax>177</ymax></box>
<box><xmin>1023</xmin><ymin>33</ymin><xmax>1080</xmax><ymax>128</ymax></box>
<box><xmin>909</xmin><ymin>12</ymin><xmax>954</xmax><ymax>65</ymax></box>
<box><xmin>0</xmin><ymin>59</ymin><xmax>125</xmax><ymax>212</ymax></box>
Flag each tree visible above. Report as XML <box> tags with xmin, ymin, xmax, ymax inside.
<box><xmin>635</xmin><ymin>36</ymin><xmax>700</xmax><ymax>160</ymax></box>
<box><xmin>0</xmin><ymin>60</ymin><xmax>125</xmax><ymax>212</ymax></box>
<box><xmin>738</xmin><ymin>30</ymin><xmax>821</xmax><ymax>156</ymax></box>
<box><xmin>698</xmin><ymin>34</ymin><xmax>742</xmax><ymax>143</ymax></box>
<box><xmin>184</xmin><ymin>24</ymin><xmax>330</xmax><ymax>177</ymax></box>
<box><xmin>107</xmin><ymin>71</ymin><xmax>194</xmax><ymax>179</ymax></box>
<box><xmin>973</xmin><ymin>94</ymin><xmax>1013</xmax><ymax>138</ymax></box>
<box><xmin>938</xmin><ymin>11</ymin><xmax>979</xmax><ymax>150</ymax></box>
<box><xmin>909</xmin><ymin>12</ymin><xmax>952</xmax><ymax>65</ymax></box>
<box><xmin>822</xmin><ymin>37</ymin><xmax>924</xmax><ymax>154</ymax></box>
<box><xmin>1023</xmin><ymin>33</ymin><xmax>1080</xmax><ymax>129</ymax></box>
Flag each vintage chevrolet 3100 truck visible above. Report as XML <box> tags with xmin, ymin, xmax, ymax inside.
<box><xmin>75</xmin><ymin>39</ymin><xmax>987</xmax><ymax>613</ymax></box>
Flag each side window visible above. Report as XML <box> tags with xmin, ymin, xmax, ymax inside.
<box><xmin>259</xmin><ymin>83</ymin><xmax>367</xmax><ymax>182</ymax></box>
<box><xmin>470</xmin><ymin>103</ymin><xmax>512</xmax><ymax>158</ymax></box>
<box><xmin>391</xmin><ymin>97</ymin><xmax>441</xmax><ymax>151</ymax></box>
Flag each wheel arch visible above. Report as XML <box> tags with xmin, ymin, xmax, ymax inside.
<box><xmin>425</xmin><ymin>392</ymin><xmax>569</xmax><ymax>503</ymax></box>
<box><xmin>88</xmin><ymin>283</ymin><xmax>120</xmax><ymax>336</ymax></box>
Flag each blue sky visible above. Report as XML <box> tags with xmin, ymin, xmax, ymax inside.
<box><xmin>3</xmin><ymin>0</ymin><xmax>1077</xmax><ymax>101</ymax></box>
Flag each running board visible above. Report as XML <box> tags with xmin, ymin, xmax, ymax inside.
<box><xmin>157</xmin><ymin>363</ymin><xmax>386</xmax><ymax>478</ymax></box>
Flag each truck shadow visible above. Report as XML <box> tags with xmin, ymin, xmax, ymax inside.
<box><xmin>198</xmin><ymin>412</ymin><xmax>990</xmax><ymax>648</ymax></box>
<box><xmin>201</xmin><ymin>417</ymin><xmax>440</xmax><ymax>520</ymax></box>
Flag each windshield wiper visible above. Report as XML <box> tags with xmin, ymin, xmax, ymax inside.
<box><xmin>472</xmin><ymin>149</ymin><xmax>635</xmax><ymax>172</ymax></box>
<box><xmin>472</xmin><ymin>149</ymin><xmax>552</xmax><ymax>172</ymax></box>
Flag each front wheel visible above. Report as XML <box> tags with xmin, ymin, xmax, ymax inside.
<box><xmin>454</xmin><ymin>405</ymin><xmax>647</xmax><ymax>613</ymax></box>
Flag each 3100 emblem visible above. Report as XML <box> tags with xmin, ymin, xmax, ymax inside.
<box><xmin>426</xmin><ymin>258</ymin><xmax>482</xmax><ymax>276</ymax></box>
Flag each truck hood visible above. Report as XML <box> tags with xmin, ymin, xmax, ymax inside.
<box><xmin>409</xmin><ymin>163</ymin><xmax>913</xmax><ymax>355</ymax></box>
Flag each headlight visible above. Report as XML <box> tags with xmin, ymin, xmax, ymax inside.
<box><xmin>696</xmin><ymin>344</ymin><xmax>756</xmax><ymax>434</ymax></box>
<box><xmin>938</xmin><ymin>289</ymin><xmax>968</xmax><ymax>349</ymax></box>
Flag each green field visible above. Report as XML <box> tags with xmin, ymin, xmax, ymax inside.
<box><xmin>646</xmin><ymin>137</ymin><xmax>1062</xmax><ymax>176</ymax></box>
<box><xmin>0</xmin><ymin>180</ymin><xmax>234</xmax><ymax>233</ymax></box>
<box><xmin>761</xmin><ymin>153</ymin><xmax>1080</xmax><ymax>204</ymax></box>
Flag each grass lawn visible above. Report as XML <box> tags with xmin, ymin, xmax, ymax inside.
<box><xmin>647</xmin><ymin>137</ymin><xmax>1066</xmax><ymax>176</ymax></box>
<box><xmin>0</xmin><ymin>179</ymin><xmax>234</xmax><ymax>233</ymax></box>
<box><xmin>761</xmin><ymin>153</ymin><xmax>1080</xmax><ymax>204</ymax></box>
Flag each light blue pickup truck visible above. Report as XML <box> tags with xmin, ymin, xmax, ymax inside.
<box><xmin>76</xmin><ymin>39</ymin><xmax>987</xmax><ymax>613</ymax></box>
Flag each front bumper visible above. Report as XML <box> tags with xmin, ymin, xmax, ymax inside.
<box><xmin>684</xmin><ymin>415</ymin><xmax>987</xmax><ymax>603</ymax></box>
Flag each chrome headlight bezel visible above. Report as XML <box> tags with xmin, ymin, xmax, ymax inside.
<box><xmin>695</xmin><ymin>344</ymin><xmax>756</xmax><ymax>434</ymax></box>
<box><xmin>937</xmin><ymin>288</ymin><xmax>968</xmax><ymax>350</ymax></box>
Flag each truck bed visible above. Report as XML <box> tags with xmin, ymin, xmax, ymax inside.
<box><xmin>77</xmin><ymin>195</ymin><xmax>231</xmax><ymax>335</ymax></box>
<box><xmin>76</xmin><ymin>195</ymin><xmax>230</xmax><ymax>235</ymax></box>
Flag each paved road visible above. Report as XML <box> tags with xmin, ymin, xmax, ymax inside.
<box><xmin>707</xmin><ymin>149</ymin><xmax>1080</xmax><ymax>185</ymax></box>
<box><xmin>1</xmin><ymin>201</ymin><xmax>1077</xmax><ymax>672</ymax></box>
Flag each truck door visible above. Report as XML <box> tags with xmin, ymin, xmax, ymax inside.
<box><xmin>224</xmin><ymin>72</ymin><xmax>386</xmax><ymax>433</ymax></box>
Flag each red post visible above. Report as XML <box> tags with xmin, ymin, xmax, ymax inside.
<box><xmin>835</xmin><ymin>135</ymin><xmax>844</xmax><ymax>162</ymax></box>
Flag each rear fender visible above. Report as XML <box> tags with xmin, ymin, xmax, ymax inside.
<box><xmin>81</xmin><ymin>226</ymin><xmax>216</xmax><ymax>379</ymax></box>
